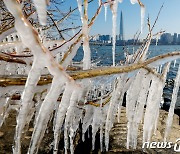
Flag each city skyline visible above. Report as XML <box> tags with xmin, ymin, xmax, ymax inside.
<box><xmin>62</xmin><ymin>0</ymin><xmax>180</xmax><ymax>40</ymax></box>
<box><xmin>90</xmin><ymin>32</ymin><xmax>180</xmax><ymax>46</ymax></box>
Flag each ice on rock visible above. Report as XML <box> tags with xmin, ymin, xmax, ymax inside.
<box><xmin>164</xmin><ymin>65</ymin><xmax>180</xmax><ymax>141</ymax></box>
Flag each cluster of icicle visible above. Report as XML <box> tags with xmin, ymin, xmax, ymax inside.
<box><xmin>0</xmin><ymin>0</ymin><xmax>180</xmax><ymax>154</ymax></box>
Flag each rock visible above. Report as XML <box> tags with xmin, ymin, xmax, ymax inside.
<box><xmin>108</xmin><ymin>107</ymin><xmax>180</xmax><ymax>154</ymax></box>
<box><xmin>0</xmin><ymin>131</ymin><xmax>4</xmax><ymax>137</ymax></box>
<box><xmin>0</xmin><ymin>108</ymin><xmax>179</xmax><ymax>153</ymax></box>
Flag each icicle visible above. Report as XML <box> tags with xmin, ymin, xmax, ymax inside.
<box><xmin>64</xmin><ymin>86</ymin><xmax>83</xmax><ymax>154</ymax></box>
<box><xmin>104</xmin><ymin>3</ymin><xmax>108</xmax><ymax>22</ymax></box>
<box><xmin>3</xmin><ymin>1</ymin><xmax>76</xmax><ymax>153</ymax></box>
<box><xmin>77</xmin><ymin>0</ymin><xmax>91</xmax><ymax>70</ymax></box>
<box><xmin>130</xmin><ymin>0</ymin><xmax>145</xmax><ymax>33</ymax></box>
<box><xmin>33</xmin><ymin>0</ymin><xmax>47</xmax><ymax>25</ymax></box>
<box><xmin>0</xmin><ymin>97</ymin><xmax>10</xmax><ymax>127</ymax></box>
<box><xmin>92</xmin><ymin>107</ymin><xmax>102</xmax><ymax>150</ymax></box>
<box><xmin>140</xmin><ymin>6</ymin><xmax>145</xmax><ymax>33</ymax></box>
<box><xmin>53</xmin><ymin>82</ymin><xmax>74</xmax><ymax>153</ymax></box>
<box><xmin>28</xmin><ymin>77</ymin><xmax>65</xmax><ymax>154</ymax></box>
<box><xmin>77</xmin><ymin>0</ymin><xmax>83</xmax><ymax>20</ymax></box>
<box><xmin>82</xmin><ymin>105</ymin><xmax>94</xmax><ymax>141</ymax></box>
<box><xmin>164</xmin><ymin>65</ymin><xmax>180</xmax><ymax>141</ymax></box>
<box><xmin>62</xmin><ymin>41</ymin><xmax>82</xmax><ymax>69</ymax></box>
<box><xmin>143</xmin><ymin>63</ymin><xmax>170</xmax><ymax>143</ymax></box>
<box><xmin>98</xmin><ymin>0</ymin><xmax>101</xmax><ymax>6</ymax></box>
<box><xmin>14</xmin><ymin>61</ymin><xmax>43</xmax><ymax>154</ymax></box>
<box><xmin>173</xmin><ymin>59</ymin><xmax>176</xmax><ymax>68</ymax></box>
<box><xmin>105</xmin><ymin>75</ymin><xmax>126</xmax><ymax>151</ymax></box>
<box><xmin>149</xmin><ymin>53</ymin><xmax>180</xmax><ymax>67</ymax></box>
<box><xmin>126</xmin><ymin>69</ymin><xmax>152</xmax><ymax>149</ymax></box>
<box><xmin>110</xmin><ymin>0</ymin><xmax>118</xmax><ymax>66</ymax></box>
<box><xmin>143</xmin><ymin>76</ymin><xmax>160</xmax><ymax>143</ymax></box>
<box><xmin>100</xmin><ymin>118</ymin><xmax>103</xmax><ymax>152</ymax></box>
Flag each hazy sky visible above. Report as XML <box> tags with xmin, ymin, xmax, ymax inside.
<box><xmin>61</xmin><ymin>0</ymin><xmax>180</xmax><ymax>40</ymax></box>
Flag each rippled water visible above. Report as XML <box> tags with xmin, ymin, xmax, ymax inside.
<box><xmin>74</xmin><ymin>45</ymin><xmax>180</xmax><ymax>108</ymax></box>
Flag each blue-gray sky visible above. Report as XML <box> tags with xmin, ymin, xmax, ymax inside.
<box><xmin>60</xmin><ymin>0</ymin><xmax>180</xmax><ymax>39</ymax></box>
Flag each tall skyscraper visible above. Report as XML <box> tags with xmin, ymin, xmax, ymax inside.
<box><xmin>119</xmin><ymin>11</ymin><xmax>124</xmax><ymax>41</ymax></box>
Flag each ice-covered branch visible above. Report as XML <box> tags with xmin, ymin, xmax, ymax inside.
<box><xmin>3</xmin><ymin>0</ymin><xmax>79</xmax><ymax>153</ymax></box>
<box><xmin>0</xmin><ymin>51</ymin><xmax>180</xmax><ymax>87</ymax></box>
<box><xmin>0</xmin><ymin>52</ymin><xmax>27</xmax><ymax>64</ymax></box>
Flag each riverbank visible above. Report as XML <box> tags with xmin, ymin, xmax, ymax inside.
<box><xmin>0</xmin><ymin>107</ymin><xmax>179</xmax><ymax>153</ymax></box>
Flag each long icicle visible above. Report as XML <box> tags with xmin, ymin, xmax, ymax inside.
<box><xmin>164</xmin><ymin>65</ymin><xmax>180</xmax><ymax>141</ymax></box>
<box><xmin>53</xmin><ymin>82</ymin><xmax>74</xmax><ymax>154</ymax></box>
<box><xmin>3</xmin><ymin>1</ymin><xmax>76</xmax><ymax>153</ymax></box>
<box><xmin>110</xmin><ymin>0</ymin><xmax>118</xmax><ymax>66</ymax></box>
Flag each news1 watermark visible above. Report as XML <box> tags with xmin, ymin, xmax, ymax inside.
<box><xmin>142</xmin><ymin>138</ymin><xmax>180</xmax><ymax>152</ymax></box>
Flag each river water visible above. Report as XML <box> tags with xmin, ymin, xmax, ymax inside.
<box><xmin>74</xmin><ymin>45</ymin><xmax>180</xmax><ymax>109</ymax></box>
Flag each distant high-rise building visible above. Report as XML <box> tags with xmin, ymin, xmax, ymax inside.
<box><xmin>119</xmin><ymin>11</ymin><xmax>124</xmax><ymax>41</ymax></box>
<box><xmin>160</xmin><ymin>33</ymin><xmax>173</xmax><ymax>44</ymax></box>
<box><xmin>99</xmin><ymin>35</ymin><xmax>110</xmax><ymax>43</ymax></box>
<box><xmin>173</xmin><ymin>33</ymin><xmax>178</xmax><ymax>44</ymax></box>
<box><xmin>178</xmin><ymin>34</ymin><xmax>180</xmax><ymax>43</ymax></box>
